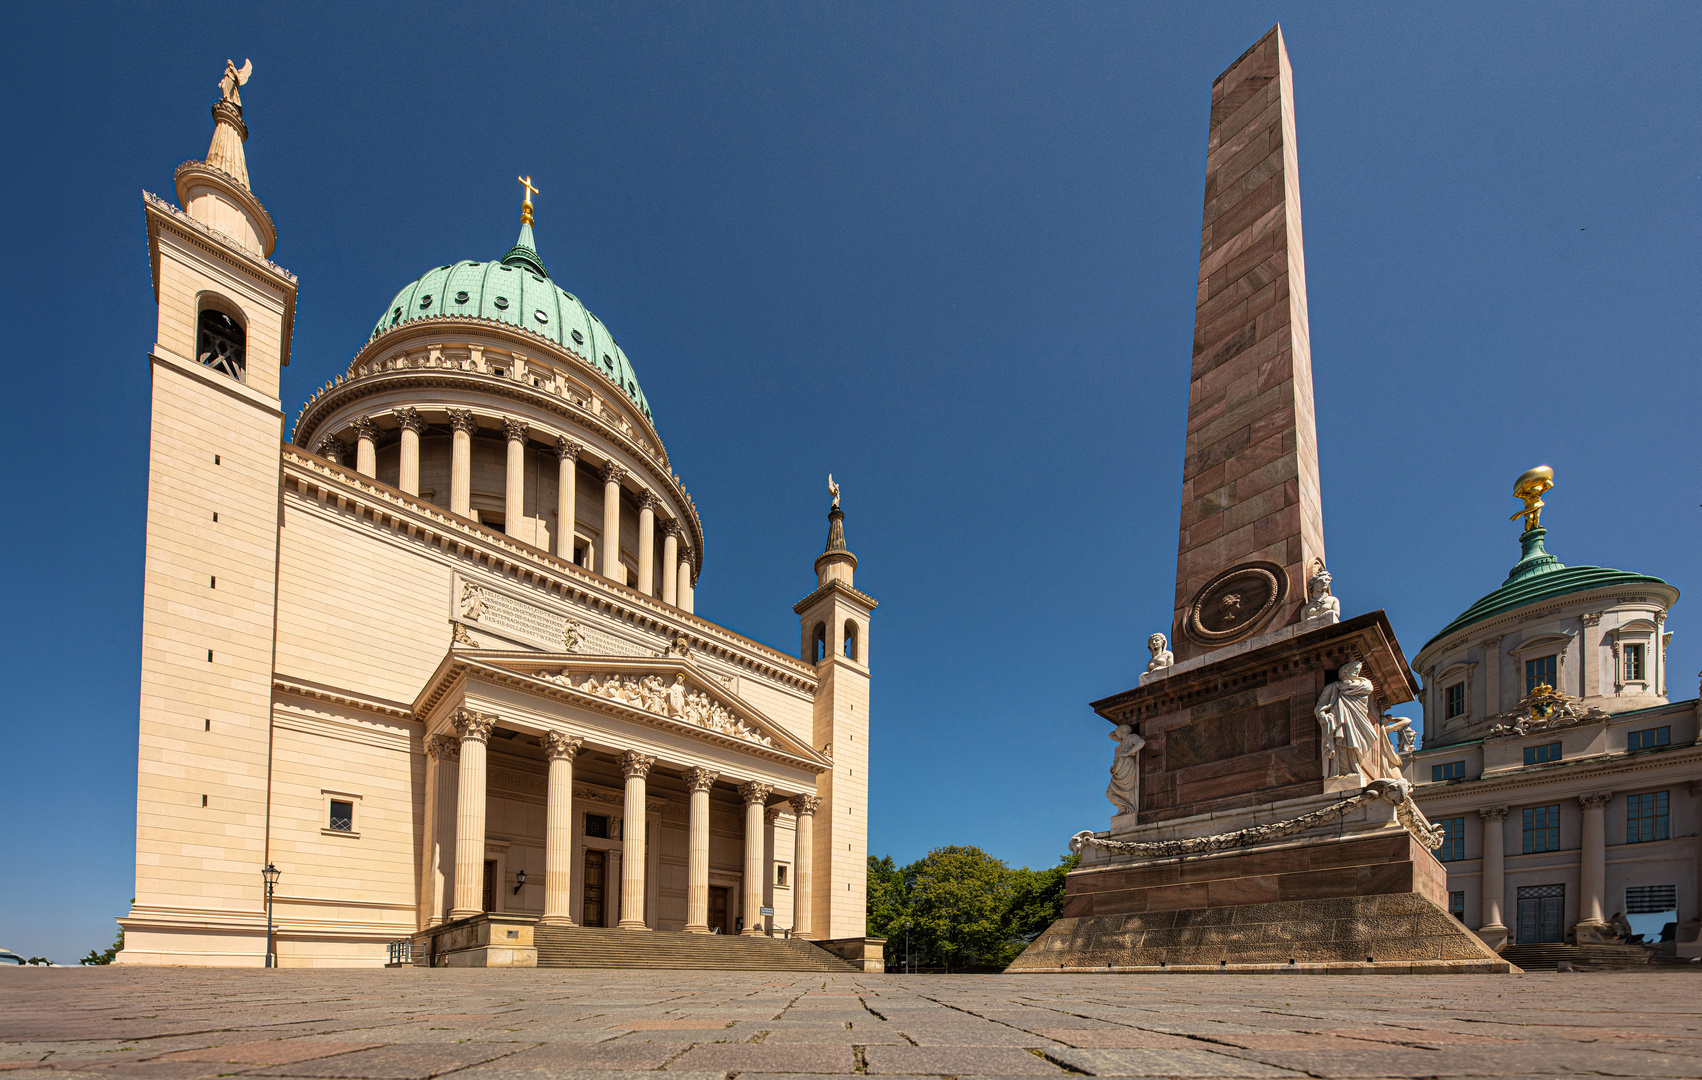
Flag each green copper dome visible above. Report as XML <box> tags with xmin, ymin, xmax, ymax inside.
<box><xmin>370</xmin><ymin>224</ymin><xmax>652</xmax><ymax>423</ymax></box>
<box><xmin>1422</xmin><ymin>528</ymin><xmax>1674</xmax><ymax>650</ymax></box>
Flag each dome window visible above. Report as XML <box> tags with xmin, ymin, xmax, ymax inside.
<box><xmin>455</xmin><ymin>291</ymin><xmax>469</xmax><ymax>304</ymax></box>
<box><xmin>419</xmin><ymin>294</ymin><xmax>433</xmax><ymax>309</ymax></box>
<box><xmin>603</xmin><ymin>354</ymin><xmax>613</xmax><ymax>369</ymax></box>
<box><xmin>494</xmin><ymin>296</ymin><xmax>510</xmax><ymax>310</ymax></box>
<box><xmin>571</xmin><ymin>329</ymin><xmax>584</xmax><ymax>345</ymax></box>
<box><xmin>534</xmin><ymin>309</ymin><xmax>549</xmax><ymax>324</ymax></box>
<box><xmin>197</xmin><ymin>308</ymin><xmax>246</xmax><ymax>381</ymax></box>
<box><xmin>391</xmin><ymin>307</ymin><xmax>402</xmax><ymax>323</ymax></box>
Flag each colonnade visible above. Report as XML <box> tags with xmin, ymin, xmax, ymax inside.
<box><xmin>317</xmin><ymin>408</ymin><xmax>695</xmax><ymax>612</ymax></box>
<box><xmin>1476</xmin><ymin>792</ymin><xmax>1615</xmax><ymax>942</ymax></box>
<box><xmin>428</xmin><ymin>708</ymin><xmax>817</xmax><ymax>937</ymax></box>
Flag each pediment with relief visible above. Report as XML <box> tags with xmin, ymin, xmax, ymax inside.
<box><xmin>451</xmin><ymin>651</ymin><xmax>827</xmax><ymax>767</ymax></box>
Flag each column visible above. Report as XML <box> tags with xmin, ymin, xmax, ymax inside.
<box><xmin>421</xmin><ymin>734</ymin><xmax>459</xmax><ymax>928</ymax></box>
<box><xmin>678</xmin><ymin>549</ymin><xmax>694</xmax><ymax>614</ymax></box>
<box><xmin>315</xmin><ymin>435</ymin><xmax>348</xmax><ymax>466</ymax></box>
<box><xmin>555</xmin><ymin>437</ymin><xmax>580</xmax><ymax>562</ymax></box>
<box><xmin>504</xmin><ymin>418</ymin><xmax>529</xmax><ymax>536</ymax></box>
<box><xmin>764</xmin><ymin>806</ymin><xmax>783</xmax><ymax>935</ymax></box>
<box><xmin>618</xmin><ymin>750</ymin><xmax>654</xmax><ymax>929</ymax></box>
<box><xmin>601</xmin><ymin>462</ymin><xmax>626</xmax><ymax>585</ymax></box>
<box><xmin>540</xmin><ymin>732</ymin><xmax>583</xmax><ymax>927</ymax></box>
<box><xmin>792</xmin><ymin>794</ymin><xmax>818</xmax><ymax>939</ymax></box>
<box><xmin>1478</xmin><ymin>806</ymin><xmax>1508</xmax><ymax>939</ymax></box>
<box><xmin>739</xmin><ymin>782</ymin><xmax>773</xmax><ymax>935</ymax></box>
<box><xmin>636</xmin><ymin>492</ymin><xmax>658</xmax><ymax>597</ymax></box>
<box><xmin>1577</xmin><ymin>791</ymin><xmax>1613</xmax><ymax>938</ymax></box>
<box><xmin>1481</xmin><ymin>635</ymin><xmax>1502</xmax><ymax>716</ymax></box>
<box><xmin>396</xmin><ymin>407</ymin><xmax>423</xmax><ymax>496</ymax></box>
<box><xmin>683</xmin><ymin>767</ymin><xmax>718</xmax><ymax>932</ymax></box>
<box><xmin>448</xmin><ymin>409</ymin><xmax>475</xmax><ymax>518</ymax></box>
<box><xmin>662</xmin><ymin>524</ymin><xmax>680</xmax><ymax>606</ymax></box>
<box><xmin>449</xmin><ymin>708</ymin><xmax>496</xmax><ymax>919</ymax></box>
<box><xmin>352</xmin><ymin>416</ymin><xmax>378</xmax><ymax>477</ymax></box>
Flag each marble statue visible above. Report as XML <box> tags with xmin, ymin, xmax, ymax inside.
<box><xmin>667</xmin><ymin>674</ymin><xmax>687</xmax><ymax>718</ymax></box>
<box><xmin>1389</xmin><ymin>716</ymin><xmax>1417</xmax><ymax>755</ymax></box>
<box><xmin>828</xmin><ymin>474</ymin><xmax>841</xmax><ymax>509</ymax></box>
<box><xmin>1145</xmin><ymin>633</ymin><xmax>1173</xmax><ymax>674</ymax></box>
<box><xmin>1315</xmin><ymin>660</ymin><xmax>1401</xmax><ymax>782</ymax></box>
<box><xmin>219</xmin><ymin>59</ymin><xmax>252</xmax><ymax>108</ymax></box>
<box><xmin>1106</xmin><ymin>723</ymin><xmax>1146</xmax><ymax>817</ymax></box>
<box><xmin>1299</xmin><ymin>566</ymin><xmax>1341</xmax><ymax>627</ymax></box>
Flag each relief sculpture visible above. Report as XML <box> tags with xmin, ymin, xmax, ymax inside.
<box><xmin>536</xmin><ymin>668</ymin><xmax>774</xmax><ymax>748</ymax></box>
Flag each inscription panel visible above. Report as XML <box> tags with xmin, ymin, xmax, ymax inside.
<box><xmin>453</xmin><ymin>572</ymin><xmax>650</xmax><ymax>656</ymax></box>
<box><xmin>1164</xmin><ymin>699</ymin><xmax>1292</xmax><ymax>772</ymax></box>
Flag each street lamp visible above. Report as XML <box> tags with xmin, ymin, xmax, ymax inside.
<box><xmin>261</xmin><ymin>863</ymin><xmax>281</xmax><ymax>968</ymax></box>
<box><xmin>512</xmin><ymin>869</ymin><xmax>527</xmax><ymax>895</ymax></box>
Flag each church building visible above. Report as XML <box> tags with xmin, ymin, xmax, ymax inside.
<box><xmin>118</xmin><ymin>65</ymin><xmax>877</xmax><ymax>967</ymax></box>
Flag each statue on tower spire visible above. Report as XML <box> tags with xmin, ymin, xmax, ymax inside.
<box><xmin>218</xmin><ymin>59</ymin><xmax>252</xmax><ymax>109</ymax></box>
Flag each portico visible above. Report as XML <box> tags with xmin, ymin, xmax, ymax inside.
<box><xmin>414</xmin><ymin>650</ymin><xmax>828</xmax><ymax>937</ymax></box>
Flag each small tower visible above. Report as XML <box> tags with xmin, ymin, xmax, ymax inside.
<box><xmin>120</xmin><ymin>60</ymin><xmax>297</xmax><ymax>965</ymax></box>
<box><xmin>793</xmin><ymin>477</ymin><xmax>876</xmax><ymax>940</ymax></box>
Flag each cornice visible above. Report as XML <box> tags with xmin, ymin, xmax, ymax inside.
<box><xmin>273</xmin><ymin>675</ymin><xmax>416</xmax><ymax>721</ymax></box>
<box><xmin>290</xmin><ymin>362</ymin><xmax>702</xmax><ymax>575</ymax></box>
<box><xmin>1414</xmin><ymin>744</ymin><xmax>1702</xmax><ymax>801</ymax></box>
<box><xmin>791</xmin><ymin>579</ymin><xmax>879</xmax><ymax>616</ymax></box>
<box><xmin>279</xmin><ymin>445</ymin><xmax>814</xmax><ymax>690</ymax></box>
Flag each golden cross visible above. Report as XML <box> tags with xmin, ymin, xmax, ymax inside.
<box><xmin>518</xmin><ymin>175</ymin><xmax>539</xmax><ymax>225</ymax></box>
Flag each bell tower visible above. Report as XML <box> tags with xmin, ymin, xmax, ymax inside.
<box><xmin>793</xmin><ymin>478</ymin><xmax>876</xmax><ymax>941</ymax></box>
<box><xmin>119</xmin><ymin>59</ymin><xmax>298</xmax><ymax>965</ymax></box>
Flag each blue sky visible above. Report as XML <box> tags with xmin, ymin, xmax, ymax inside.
<box><xmin>2</xmin><ymin>2</ymin><xmax>1698</xmax><ymax>963</ymax></box>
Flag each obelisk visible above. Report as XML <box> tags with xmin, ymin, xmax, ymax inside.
<box><xmin>1172</xmin><ymin>25</ymin><xmax>1325</xmax><ymax>663</ymax></box>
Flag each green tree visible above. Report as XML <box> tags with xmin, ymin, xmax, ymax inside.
<box><xmin>907</xmin><ymin>845</ymin><xmax>1013</xmax><ymax>971</ymax></box>
<box><xmin>1002</xmin><ymin>851</ymin><xmax>1079</xmax><ymax>963</ymax></box>
<box><xmin>79</xmin><ymin>927</ymin><xmax>123</xmax><ymax>966</ymax></box>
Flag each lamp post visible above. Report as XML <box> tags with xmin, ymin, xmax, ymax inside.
<box><xmin>261</xmin><ymin>863</ymin><xmax>280</xmax><ymax>968</ymax></box>
<box><xmin>512</xmin><ymin>869</ymin><xmax>527</xmax><ymax>895</ymax></box>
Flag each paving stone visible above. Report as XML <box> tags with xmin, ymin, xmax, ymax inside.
<box><xmin>1039</xmin><ymin>1047</ymin><xmax>1302</xmax><ymax>1077</ymax></box>
<box><xmin>667</xmin><ymin>1044</ymin><xmax>854</xmax><ymax>1073</ymax></box>
<box><xmin>862</xmin><ymin>1046</ymin><xmax>1063</xmax><ymax>1074</ymax></box>
<box><xmin>246</xmin><ymin>1043</ymin><xmax>534</xmax><ymax>1079</ymax></box>
<box><xmin>472</xmin><ymin>1043</ymin><xmax>691</xmax><ymax>1070</ymax></box>
<box><xmin>151</xmin><ymin>1042</ymin><xmax>389</xmax><ymax>1065</ymax></box>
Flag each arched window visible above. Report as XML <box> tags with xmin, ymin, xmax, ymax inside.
<box><xmin>198</xmin><ymin>307</ymin><xmax>246</xmax><ymax>380</ymax></box>
<box><xmin>812</xmin><ymin>623</ymin><xmax>827</xmax><ymax>663</ymax></box>
<box><xmin>843</xmin><ymin>619</ymin><xmax>859</xmax><ymax>661</ymax></box>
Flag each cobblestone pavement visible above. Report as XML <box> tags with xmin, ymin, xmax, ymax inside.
<box><xmin>4</xmin><ymin>969</ymin><xmax>1701</xmax><ymax>1080</ymax></box>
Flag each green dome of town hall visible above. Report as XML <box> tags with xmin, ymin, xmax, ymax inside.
<box><xmin>370</xmin><ymin>220</ymin><xmax>653</xmax><ymax>423</ymax></box>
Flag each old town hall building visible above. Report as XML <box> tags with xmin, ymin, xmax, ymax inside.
<box><xmin>118</xmin><ymin>68</ymin><xmax>876</xmax><ymax>967</ymax></box>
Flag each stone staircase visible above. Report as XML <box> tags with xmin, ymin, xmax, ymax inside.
<box><xmin>534</xmin><ymin>926</ymin><xmax>860</xmax><ymax>971</ymax></box>
<box><xmin>1501</xmin><ymin>943</ymin><xmax>1660</xmax><ymax>971</ymax></box>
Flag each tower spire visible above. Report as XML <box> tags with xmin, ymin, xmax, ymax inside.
<box><xmin>501</xmin><ymin>174</ymin><xmax>549</xmax><ymax>278</ymax></box>
<box><xmin>814</xmin><ymin>475</ymin><xmax>857</xmax><ymax>588</ymax></box>
<box><xmin>207</xmin><ymin>59</ymin><xmax>253</xmax><ymax>189</ymax></box>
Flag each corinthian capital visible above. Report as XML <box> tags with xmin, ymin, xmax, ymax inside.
<box><xmin>452</xmin><ymin>708</ymin><xmax>497</xmax><ymax>744</ymax></box>
<box><xmin>636</xmin><ymin>490</ymin><xmax>661</xmax><ymax>513</ymax></box>
<box><xmin>504</xmin><ymin>417</ymin><xmax>530</xmax><ymax>443</ymax></box>
<box><xmin>662</xmin><ymin>519</ymin><xmax>684</xmax><ymax>541</ymax></box>
<box><xmin>600</xmin><ymin>461</ymin><xmax>627</xmax><ymax>487</ymax></box>
<box><xmin>555</xmin><ymin>436</ymin><xmax>582</xmax><ymax>462</ymax></box>
<box><xmin>739</xmin><ymin>781</ymin><xmax>774</xmax><ymax>807</ymax></box>
<box><xmin>351</xmin><ymin>415</ymin><xmax>380</xmax><ymax>442</ymax></box>
<box><xmin>395</xmin><ymin>406</ymin><xmax>424</xmax><ymax>434</ymax></box>
<box><xmin>1581</xmin><ymin>611</ymin><xmax>1604</xmax><ymax>627</ymax></box>
<box><xmin>683</xmin><ymin>766</ymin><xmax>719</xmax><ymax>793</ymax></box>
<box><xmin>1478</xmin><ymin>806</ymin><xmax>1508</xmax><ymax>822</ymax></box>
<box><xmin>620</xmin><ymin>750</ymin><xmax>656</xmax><ymax>779</ymax></box>
<box><xmin>315</xmin><ymin>435</ymin><xmax>348</xmax><ymax>464</ymax></box>
<box><xmin>543</xmin><ymin>732</ymin><xmax>583</xmax><ymax>762</ymax></box>
<box><xmin>448</xmin><ymin>408</ymin><xmax>477</xmax><ymax>435</ymax></box>
<box><xmin>425</xmin><ymin>733</ymin><xmax>460</xmax><ymax>762</ymax></box>
<box><xmin>1578</xmin><ymin>791</ymin><xmax>1614</xmax><ymax>810</ymax></box>
<box><xmin>791</xmin><ymin>794</ymin><xmax>821</xmax><ymax>817</ymax></box>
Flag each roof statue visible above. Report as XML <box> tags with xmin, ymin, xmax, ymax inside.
<box><xmin>827</xmin><ymin>474</ymin><xmax>840</xmax><ymax>510</ymax></box>
<box><xmin>1510</xmin><ymin>464</ymin><xmax>1554</xmax><ymax>532</ymax></box>
<box><xmin>219</xmin><ymin>59</ymin><xmax>252</xmax><ymax>108</ymax></box>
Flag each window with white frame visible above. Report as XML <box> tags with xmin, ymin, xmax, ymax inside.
<box><xmin>1623</xmin><ymin>643</ymin><xmax>1645</xmax><ymax>682</ymax></box>
<box><xmin>322</xmin><ymin>790</ymin><xmax>360</xmax><ymax>836</ymax></box>
<box><xmin>1444</xmin><ymin>682</ymin><xmax>1466</xmax><ymax>720</ymax></box>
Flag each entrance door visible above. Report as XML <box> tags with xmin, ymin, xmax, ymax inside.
<box><xmin>708</xmin><ymin>886</ymin><xmax>730</xmax><ymax>935</ymax></box>
<box><xmin>583</xmin><ymin>849</ymin><xmax>606</xmax><ymax>927</ymax></box>
<box><xmin>1516</xmin><ymin>884</ymin><xmax>1565</xmax><ymax>943</ymax></box>
<box><xmin>482</xmin><ymin>861</ymin><xmax>496</xmax><ymax>913</ymax></box>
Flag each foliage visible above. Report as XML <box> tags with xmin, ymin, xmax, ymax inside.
<box><xmin>867</xmin><ymin>846</ymin><xmax>1077</xmax><ymax>971</ymax></box>
<box><xmin>80</xmin><ymin>925</ymin><xmax>124</xmax><ymax>966</ymax></box>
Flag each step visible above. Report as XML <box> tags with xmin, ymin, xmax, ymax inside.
<box><xmin>534</xmin><ymin>926</ymin><xmax>859</xmax><ymax>972</ymax></box>
<box><xmin>1501</xmin><ymin>943</ymin><xmax>1658</xmax><ymax>970</ymax></box>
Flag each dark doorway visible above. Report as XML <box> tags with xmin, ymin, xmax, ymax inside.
<box><xmin>1517</xmin><ymin>884</ymin><xmax>1565</xmax><ymax>943</ymax></box>
<box><xmin>583</xmin><ymin>850</ymin><xmax>607</xmax><ymax>927</ymax></box>
<box><xmin>708</xmin><ymin>886</ymin><xmax>730</xmax><ymax>935</ymax></box>
<box><xmin>482</xmin><ymin>861</ymin><xmax>496</xmax><ymax>913</ymax></box>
